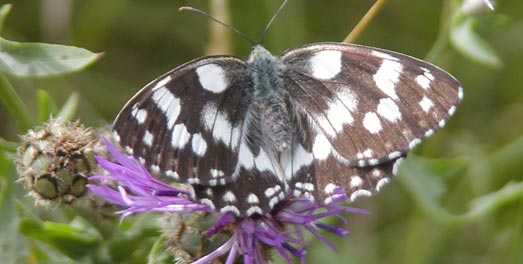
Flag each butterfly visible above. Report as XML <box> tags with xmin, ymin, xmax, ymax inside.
<box><xmin>112</xmin><ymin>6</ymin><xmax>462</xmax><ymax>218</ymax></box>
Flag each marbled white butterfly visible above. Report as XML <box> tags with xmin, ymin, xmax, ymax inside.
<box><xmin>112</xmin><ymin>2</ymin><xmax>462</xmax><ymax>217</ymax></box>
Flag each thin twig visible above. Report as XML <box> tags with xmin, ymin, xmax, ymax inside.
<box><xmin>343</xmin><ymin>0</ymin><xmax>388</xmax><ymax>44</ymax></box>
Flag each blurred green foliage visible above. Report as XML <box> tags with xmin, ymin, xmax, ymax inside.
<box><xmin>0</xmin><ymin>0</ymin><xmax>522</xmax><ymax>263</ymax></box>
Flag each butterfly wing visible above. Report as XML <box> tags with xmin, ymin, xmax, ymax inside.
<box><xmin>113</xmin><ymin>56</ymin><xmax>252</xmax><ymax>186</ymax></box>
<box><xmin>281</xmin><ymin>42</ymin><xmax>463</xmax><ymax>166</ymax></box>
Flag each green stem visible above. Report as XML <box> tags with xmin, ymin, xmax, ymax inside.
<box><xmin>0</xmin><ymin>73</ymin><xmax>33</xmax><ymax>131</ymax></box>
<box><xmin>424</xmin><ymin>26</ymin><xmax>450</xmax><ymax>63</ymax></box>
<box><xmin>424</xmin><ymin>0</ymin><xmax>457</xmax><ymax>62</ymax></box>
<box><xmin>0</xmin><ymin>136</ymin><xmax>18</xmax><ymax>152</ymax></box>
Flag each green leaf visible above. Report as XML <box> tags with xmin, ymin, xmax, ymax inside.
<box><xmin>147</xmin><ymin>235</ymin><xmax>171</xmax><ymax>264</ymax></box>
<box><xmin>0</xmin><ymin>136</ymin><xmax>17</xmax><ymax>152</ymax></box>
<box><xmin>0</xmin><ymin>73</ymin><xmax>34</xmax><ymax>131</ymax></box>
<box><xmin>0</xmin><ymin>4</ymin><xmax>11</xmax><ymax>33</ymax></box>
<box><xmin>450</xmin><ymin>14</ymin><xmax>502</xmax><ymax>68</ymax></box>
<box><xmin>0</xmin><ymin>38</ymin><xmax>103</xmax><ymax>77</ymax></box>
<box><xmin>56</xmin><ymin>92</ymin><xmax>79</xmax><ymax>121</ymax></box>
<box><xmin>37</xmin><ymin>89</ymin><xmax>58</xmax><ymax>122</ymax></box>
<box><xmin>19</xmin><ymin>218</ymin><xmax>101</xmax><ymax>260</ymax></box>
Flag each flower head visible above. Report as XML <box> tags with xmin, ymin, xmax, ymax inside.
<box><xmin>16</xmin><ymin>119</ymin><xmax>104</xmax><ymax>204</ymax></box>
<box><xmin>89</xmin><ymin>140</ymin><xmax>368</xmax><ymax>263</ymax></box>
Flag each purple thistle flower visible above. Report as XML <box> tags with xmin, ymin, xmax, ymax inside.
<box><xmin>89</xmin><ymin>140</ymin><xmax>369</xmax><ymax>263</ymax></box>
<box><xmin>87</xmin><ymin>139</ymin><xmax>211</xmax><ymax>217</ymax></box>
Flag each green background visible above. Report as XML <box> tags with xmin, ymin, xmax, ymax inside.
<box><xmin>1</xmin><ymin>0</ymin><xmax>522</xmax><ymax>263</ymax></box>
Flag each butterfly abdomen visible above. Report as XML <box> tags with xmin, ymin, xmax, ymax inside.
<box><xmin>248</xmin><ymin>45</ymin><xmax>292</xmax><ymax>152</ymax></box>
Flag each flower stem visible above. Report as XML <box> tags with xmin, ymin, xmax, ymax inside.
<box><xmin>0</xmin><ymin>73</ymin><xmax>33</xmax><ymax>131</ymax></box>
<box><xmin>343</xmin><ymin>0</ymin><xmax>388</xmax><ymax>44</ymax></box>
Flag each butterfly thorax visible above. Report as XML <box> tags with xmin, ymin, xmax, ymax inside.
<box><xmin>248</xmin><ymin>45</ymin><xmax>292</xmax><ymax>152</ymax></box>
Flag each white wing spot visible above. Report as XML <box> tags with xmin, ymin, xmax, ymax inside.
<box><xmin>247</xmin><ymin>206</ymin><xmax>263</xmax><ymax>216</ymax></box>
<box><xmin>143</xmin><ymin>130</ymin><xmax>154</xmax><ymax>147</ymax></box>
<box><xmin>458</xmin><ymin>87</ymin><xmax>464</xmax><ymax>100</ymax></box>
<box><xmin>166</xmin><ymin>170</ymin><xmax>179</xmax><ymax>180</ymax></box>
<box><xmin>368</xmin><ymin>159</ymin><xmax>379</xmax><ymax>166</ymax></box>
<box><xmin>416</xmin><ymin>74</ymin><xmax>431</xmax><ymax>89</ymax></box>
<box><xmin>220</xmin><ymin>205</ymin><xmax>240</xmax><ymax>216</ymax></box>
<box><xmin>439</xmin><ymin>119</ymin><xmax>446</xmax><ymax>127</ymax></box>
<box><xmin>388</xmin><ymin>151</ymin><xmax>402</xmax><ymax>160</ymax></box>
<box><xmin>131</xmin><ymin>108</ymin><xmax>148</xmax><ymax>124</ymax></box>
<box><xmin>222</xmin><ymin>191</ymin><xmax>236</xmax><ymax>203</ymax></box>
<box><xmin>269</xmin><ymin>197</ymin><xmax>280</xmax><ymax>208</ymax></box>
<box><xmin>419</xmin><ymin>96</ymin><xmax>434</xmax><ymax>113</ymax></box>
<box><xmin>152</xmin><ymin>87</ymin><xmax>180</xmax><ymax>129</ymax></box>
<box><xmin>324</xmin><ymin>183</ymin><xmax>338</xmax><ymax>194</ymax></box>
<box><xmin>350</xmin><ymin>176</ymin><xmax>363</xmax><ymax>188</ymax></box>
<box><xmin>196</xmin><ymin>64</ymin><xmax>228</xmax><ymax>93</ymax></box>
<box><xmin>409</xmin><ymin>138</ymin><xmax>422</xmax><ymax>149</ymax></box>
<box><xmin>125</xmin><ymin>146</ymin><xmax>133</xmax><ymax>155</ymax></box>
<box><xmin>448</xmin><ymin>106</ymin><xmax>456</xmax><ymax>115</ymax></box>
<box><xmin>247</xmin><ymin>193</ymin><xmax>259</xmax><ymax>204</ymax></box>
<box><xmin>200</xmin><ymin>198</ymin><xmax>215</xmax><ymax>210</ymax></box>
<box><xmin>377</xmin><ymin>98</ymin><xmax>402</xmax><ymax>122</ymax></box>
<box><xmin>112</xmin><ymin>131</ymin><xmax>121</xmax><ymax>143</ymax></box>
<box><xmin>425</xmin><ymin>129</ymin><xmax>435</xmax><ymax>137</ymax></box>
<box><xmin>312</xmin><ymin>133</ymin><xmax>332</xmax><ymax>160</ymax></box>
<box><xmin>371</xmin><ymin>169</ymin><xmax>382</xmax><ymax>177</ymax></box>
<box><xmin>363</xmin><ymin>149</ymin><xmax>373</xmax><ymax>158</ymax></box>
<box><xmin>321</xmin><ymin>98</ymin><xmax>355</xmax><ymax>135</ymax></box>
<box><xmin>373</xmin><ymin>60</ymin><xmax>403</xmax><ymax>100</ymax></box>
<box><xmin>210</xmin><ymin>169</ymin><xmax>225</xmax><ymax>178</ymax></box>
<box><xmin>376</xmin><ymin>178</ymin><xmax>391</xmax><ymax>192</ymax></box>
<box><xmin>201</xmin><ymin>102</ymin><xmax>241</xmax><ymax>149</ymax></box>
<box><xmin>187</xmin><ymin>178</ymin><xmax>200</xmax><ymax>184</ymax></box>
<box><xmin>393</xmin><ymin>158</ymin><xmax>404</xmax><ymax>175</ymax></box>
<box><xmin>151</xmin><ymin>165</ymin><xmax>160</xmax><ymax>174</ymax></box>
<box><xmin>310</xmin><ymin>50</ymin><xmax>342</xmax><ymax>79</ymax></box>
<box><xmin>350</xmin><ymin>189</ymin><xmax>372</xmax><ymax>202</ymax></box>
<box><xmin>191</xmin><ymin>133</ymin><xmax>207</xmax><ymax>156</ymax></box>
<box><xmin>363</xmin><ymin>112</ymin><xmax>382</xmax><ymax>134</ymax></box>
<box><xmin>336</xmin><ymin>85</ymin><xmax>359</xmax><ymax>111</ymax></box>
<box><xmin>152</xmin><ymin>75</ymin><xmax>172</xmax><ymax>91</ymax></box>
<box><xmin>171</xmin><ymin>123</ymin><xmax>191</xmax><ymax>149</ymax></box>
<box><xmin>371</xmin><ymin>50</ymin><xmax>399</xmax><ymax>61</ymax></box>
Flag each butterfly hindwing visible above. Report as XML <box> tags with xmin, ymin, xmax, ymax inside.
<box><xmin>281</xmin><ymin>43</ymin><xmax>463</xmax><ymax>167</ymax></box>
<box><xmin>113</xmin><ymin>56</ymin><xmax>251</xmax><ymax>186</ymax></box>
<box><xmin>193</xmin><ymin>167</ymin><xmax>286</xmax><ymax>217</ymax></box>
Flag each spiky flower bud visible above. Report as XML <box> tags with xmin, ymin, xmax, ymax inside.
<box><xmin>16</xmin><ymin>119</ymin><xmax>104</xmax><ymax>204</ymax></box>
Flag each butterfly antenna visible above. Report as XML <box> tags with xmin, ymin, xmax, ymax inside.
<box><xmin>179</xmin><ymin>6</ymin><xmax>255</xmax><ymax>46</ymax></box>
<box><xmin>258</xmin><ymin>0</ymin><xmax>289</xmax><ymax>45</ymax></box>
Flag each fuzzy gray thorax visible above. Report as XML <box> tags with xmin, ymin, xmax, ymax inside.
<box><xmin>247</xmin><ymin>45</ymin><xmax>292</xmax><ymax>153</ymax></box>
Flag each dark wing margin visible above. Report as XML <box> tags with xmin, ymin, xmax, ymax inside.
<box><xmin>113</xmin><ymin>56</ymin><xmax>251</xmax><ymax>186</ymax></box>
<box><xmin>281</xmin><ymin>42</ymin><xmax>463</xmax><ymax>167</ymax></box>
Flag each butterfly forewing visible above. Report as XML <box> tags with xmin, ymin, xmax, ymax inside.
<box><xmin>281</xmin><ymin>43</ymin><xmax>463</xmax><ymax>167</ymax></box>
<box><xmin>113</xmin><ymin>56</ymin><xmax>252</xmax><ymax>186</ymax></box>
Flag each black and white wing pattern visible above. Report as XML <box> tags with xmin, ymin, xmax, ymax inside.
<box><xmin>282</xmin><ymin>43</ymin><xmax>462</xmax><ymax>165</ymax></box>
<box><xmin>281</xmin><ymin>43</ymin><xmax>462</xmax><ymax>205</ymax></box>
<box><xmin>113</xmin><ymin>56</ymin><xmax>252</xmax><ymax>186</ymax></box>
<box><xmin>113</xmin><ymin>41</ymin><xmax>463</xmax><ymax>218</ymax></box>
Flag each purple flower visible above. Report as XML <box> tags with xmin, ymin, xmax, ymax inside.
<box><xmin>87</xmin><ymin>139</ymin><xmax>211</xmax><ymax>217</ymax></box>
<box><xmin>89</xmin><ymin>140</ymin><xmax>368</xmax><ymax>263</ymax></box>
